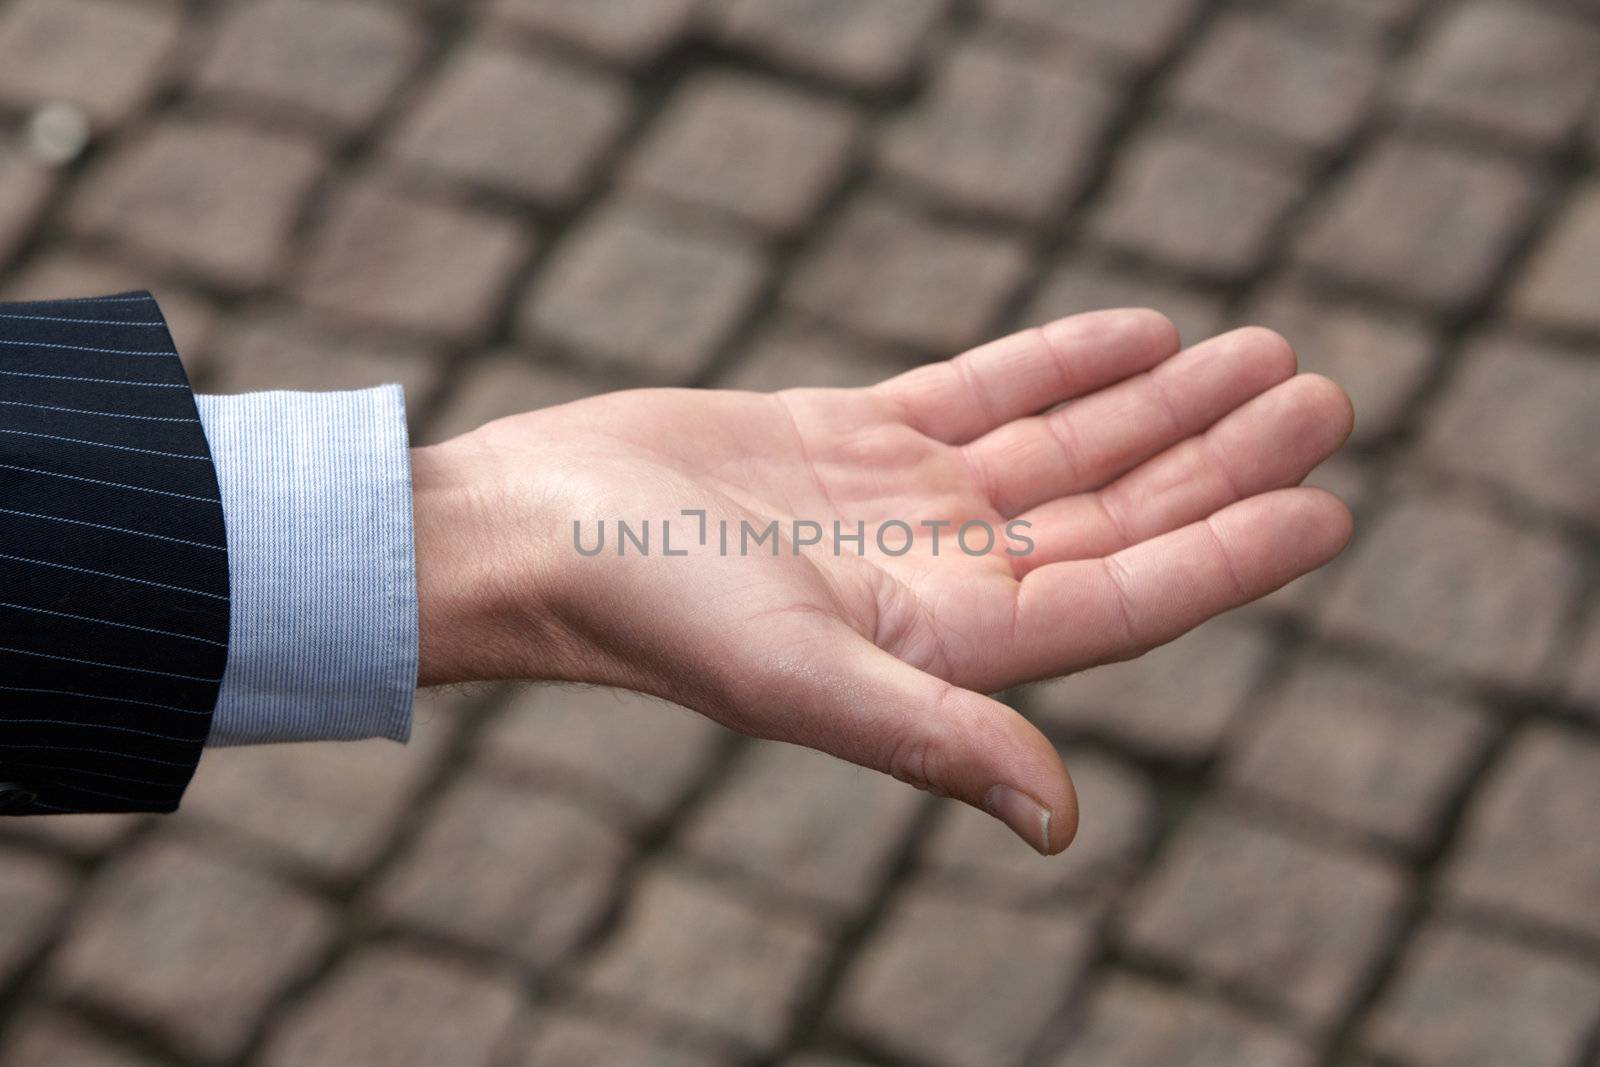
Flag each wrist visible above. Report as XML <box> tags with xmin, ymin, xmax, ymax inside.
<box><xmin>412</xmin><ymin>428</ymin><xmax>566</xmax><ymax>686</ymax></box>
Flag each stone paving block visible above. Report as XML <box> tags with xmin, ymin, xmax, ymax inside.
<box><xmin>1022</xmin><ymin>619</ymin><xmax>1275</xmax><ymax>761</ymax></box>
<box><xmin>48</xmin><ymin>839</ymin><xmax>335</xmax><ymax>1061</ymax></box>
<box><xmin>523</xmin><ymin>202</ymin><xmax>765</xmax><ymax>381</ymax></box>
<box><xmin>205</xmin><ymin>310</ymin><xmax>445</xmax><ymax>413</ymax></box>
<box><xmin>981</xmin><ymin>0</ymin><xmax>1202</xmax><ymax>66</ymax></box>
<box><xmin>373</xmin><ymin>778</ymin><xmax>630</xmax><ymax>967</ymax></box>
<box><xmin>1321</xmin><ymin>493</ymin><xmax>1581</xmax><ymax>688</ymax></box>
<box><xmin>1295</xmin><ymin>0</ymin><xmax>1427</xmax><ymax>34</ymax></box>
<box><xmin>625</xmin><ymin>71</ymin><xmax>860</xmax><ymax>237</ymax></box>
<box><xmin>1419</xmin><ymin>333</ymin><xmax>1600</xmax><ymax>525</ymax></box>
<box><xmin>0</xmin><ymin>149</ymin><xmax>52</xmax><ymax>268</ymax></box>
<box><xmin>679</xmin><ymin>741</ymin><xmax>923</xmax><ymax>915</ymax></box>
<box><xmin>197</xmin><ymin>0</ymin><xmax>422</xmax><ymax>131</ymax></box>
<box><xmin>173</xmin><ymin>694</ymin><xmax>458</xmax><ymax>881</ymax></box>
<box><xmin>1</xmin><ymin>249</ymin><xmax>217</xmax><ymax>366</ymax></box>
<box><xmin>390</xmin><ymin>43</ymin><xmax>631</xmax><ymax>205</ymax></box>
<box><xmin>1091</xmin><ymin>128</ymin><xmax>1304</xmax><ymax>280</ymax></box>
<box><xmin>1120</xmin><ymin>808</ymin><xmax>1407</xmax><ymax>1029</ymax></box>
<box><xmin>577</xmin><ymin>866</ymin><xmax>828</xmax><ymax>1054</ymax></box>
<box><xmin>0</xmin><ymin>847</ymin><xmax>70</xmax><ymax>982</ymax></box>
<box><xmin>298</xmin><ymin>179</ymin><xmax>531</xmax><ymax>343</ymax></box>
<box><xmin>510</xmin><ymin>1013</ymin><xmax>728</xmax><ymax>1067</ymax></box>
<box><xmin>421</xmin><ymin>351</ymin><xmax>609</xmax><ymax>444</ymax></box>
<box><xmin>476</xmin><ymin>686</ymin><xmax>723</xmax><ymax>825</ymax></box>
<box><xmin>1294</xmin><ymin>137</ymin><xmax>1540</xmax><ymax>312</ymax></box>
<box><xmin>1445</xmin><ymin>725</ymin><xmax>1600</xmax><ymax>942</ymax></box>
<box><xmin>711</xmin><ymin>0</ymin><xmax>949</xmax><ymax>92</ymax></box>
<box><xmin>1362</xmin><ymin>921</ymin><xmax>1600</xmax><ymax>1067</ymax></box>
<box><xmin>0</xmin><ymin>1010</ymin><xmax>162</xmax><ymax>1067</ymax></box>
<box><xmin>919</xmin><ymin>750</ymin><xmax>1154</xmax><ymax>905</ymax></box>
<box><xmin>1050</xmin><ymin>972</ymin><xmax>1313</xmax><ymax>1067</ymax></box>
<box><xmin>787</xmin><ymin>194</ymin><xmax>1030</xmax><ymax>355</ymax></box>
<box><xmin>260</xmin><ymin>944</ymin><xmax>522</xmax><ymax>1067</ymax></box>
<box><xmin>1511</xmin><ymin>182</ymin><xmax>1600</xmax><ymax>332</ymax></box>
<box><xmin>423</xmin><ymin>351</ymin><xmax>599</xmax><ymax>437</ymax></box>
<box><xmin>0</xmin><ymin>0</ymin><xmax>181</xmax><ymax>126</ymax></box>
<box><xmin>1400</xmin><ymin>0</ymin><xmax>1600</xmax><ymax>148</ymax></box>
<box><xmin>1224</xmin><ymin>656</ymin><xmax>1493</xmax><ymax>850</ymax></box>
<box><xmin>1169</xmin><ymin>10</ymin><xmax>1382</xmax><ymax>152</ymax></box>
<box><xmin>69</xmin><ymin>119</ymin><xmax>326</xmax><ymax>289</ymax></box>
<box><xmin>833</xmin><ymin>887</ymin><xmax>1096</xmax><ymax>1067</ymax></box>
<box><xmin>718</xmin><ymin>314</ymin><xmax>907</xmax><ymax>392</ymax></box>
<box><xmin>1243</xmin><ymin>282</ymin><xmax>1436</xmax><ymax>445</ymax></box>
<box><xmin>877</xmin><ymin>36</ymin><xmax>1118</xmax><ymax>224</ymax></box>
<box><xmin>1023</xmin><ymin>254</ymin><xmax>1228</xmax><ymax>347</ymax></box>
<box><xmin>489</xmin><ymin>0</ymin><xmax>699</xmax><ymax>68</ymax></box>
<box><xmin>1570</xmin><ymin>611</ymin><xmax>1600</xmax><ymax>721</ymax></box>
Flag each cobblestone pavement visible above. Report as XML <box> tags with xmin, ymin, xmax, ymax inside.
<box><xmin>0</xmin><ymin>1</ymin><xmax>1598</xmax><ymax>1065</ymax></box>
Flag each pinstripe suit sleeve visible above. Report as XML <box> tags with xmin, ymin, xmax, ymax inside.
<box><xmin>0</xmin><ymin>292</ymin><xmax>228</xmax><ymax>815</ymax></box>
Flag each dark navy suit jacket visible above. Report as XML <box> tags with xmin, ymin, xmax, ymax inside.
<box><xmin>0</xmin><ymin>293</ymin><xmax>228</xmax><ymax>815</ymax></box>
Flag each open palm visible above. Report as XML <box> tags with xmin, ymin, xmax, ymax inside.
<box><xmin>422</xmin><ymin>310</ymin><xmax>1353</xmax><ymax>853</ymax></box>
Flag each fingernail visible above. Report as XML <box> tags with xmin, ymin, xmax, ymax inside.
<box><xmin>984</xmin><ymin>784</ymin><xmax>1053</xmax><ymax>855</ymax></box>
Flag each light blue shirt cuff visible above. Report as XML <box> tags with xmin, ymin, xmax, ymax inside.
<box><xmin>194</xmin><ymin>386</ymin><xmax>418</xmax><ymax>746</ymax></box>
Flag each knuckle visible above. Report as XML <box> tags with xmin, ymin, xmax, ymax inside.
<box><xmin>884</xmin><ymin>730</ymin><xmax>947</xmax><ymax>797</ymax></box>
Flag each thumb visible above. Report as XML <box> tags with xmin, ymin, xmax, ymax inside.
<box><xmin>756</xmin><ymin>637</ymin><xmax>1078</xmax><ymax>855</ymax></box>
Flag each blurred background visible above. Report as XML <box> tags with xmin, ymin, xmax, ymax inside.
<box><xmin>0</xmin><ymin>0</ymin><xmax>1597</xmax><ymax>1064</ymax></box>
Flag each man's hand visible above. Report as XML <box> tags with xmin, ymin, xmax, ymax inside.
<box><xmin>410</xmin><ymin>310</ymin><xmax>1354</xmax><ymax>854</ymax></box>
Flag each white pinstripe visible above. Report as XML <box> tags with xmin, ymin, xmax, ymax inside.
<box><xmin>0</xmin><ymin>644</ymin><xmax>223</xmax><ymax>682</ymax></box>
<box><xmin>0</xmin><ymin>426</ymin><xmax>207</xmax><ymax>461</ymax></box>
<box><xmin>0</xmin><ymin>684</ymin><xmax>212</xmax><ymax>716</ymax></box>
<box><xmin>16</xmin><ymin>295</ymin><xmax>155</xmax><ymax>305</ymax></box>
<box><xmin>42</xmin><ymin>778</ymin><xmax>156</xmax><ymax>804</ymax></box>
<box><xmin>0</xmin><ymin>601</ymin><xmax>226</xmax><ymax>646</ymax></box>
<box><xmin>0</xmin><ymin>462</ymin><xmax>220</xmax><ymax>502</ymax></box>
<box><xmin>0</xmin><ymin>399</ymin><xmax>199</xmax><ymax>423</ymax></box>
<box><xmin>0</xmin><ymin>743</ymin><xmax>193</xmax><ymax>767</ymax></box>
<box><xmin>0</xmin><ymin>716</ymin><xmax>206</xmax><ymax>742</ymax></box>
<box><xmin>0</xmin><ymin>313</ymin><xmax>164</xmax><ymax>327</ymax></box>
<box><xmin>0</xmin><ymin>368</ymin><xmax>186</xmax><ymax>388</ymax></box>
<box><xmin>0</xmin><ymin>506</ymin><xmax>225</xmax><ymax>551</ymax></box>
<box><xmin>0</xmin><ymin>552</ymin><xmax>229</xmax><ymax>600</ymax></box>
<box><xmin>21</xmin><ymin>762</ymin><xmax>186</xmax><ymax>788</ymax></box>
<box><xmin>0</xmin><ymin>337</ymin><xmax>173</xmax><ymax>357</ymax></box>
